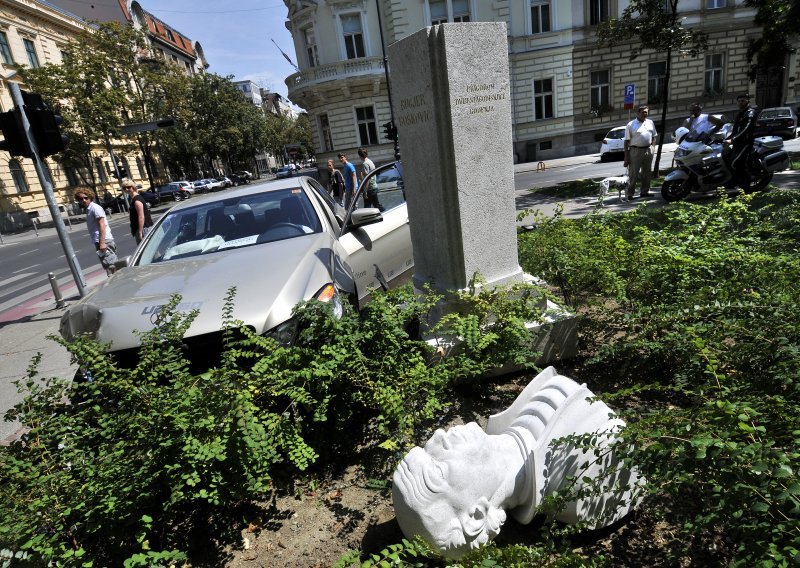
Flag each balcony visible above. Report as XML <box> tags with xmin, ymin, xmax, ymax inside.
<box><xmin>286</xmin><ymin>56</ymin><xmax>385</xmax><ymax>100</ymax></box>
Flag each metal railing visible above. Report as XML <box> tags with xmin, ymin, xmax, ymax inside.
<box><xmin>286</xmin><ymin>57</ymin><xmax>385</xmax><ymax>96</ymax></box>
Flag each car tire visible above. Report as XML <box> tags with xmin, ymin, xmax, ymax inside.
<box><xmin>600</xmin><ymin>153</ymin><xmax>608</xmax><ymax>162</ymax></box>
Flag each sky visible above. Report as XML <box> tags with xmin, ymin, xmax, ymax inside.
<box><xmin>147</xmin><ymin>0</ymin><xmax>299</xmax><ymax>103</ymax></box>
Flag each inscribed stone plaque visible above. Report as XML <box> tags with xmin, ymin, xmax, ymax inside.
<box><xmin>388</xmin><ymin>22</ymin><xmax>522</xmax><ymax>292</ymax></box>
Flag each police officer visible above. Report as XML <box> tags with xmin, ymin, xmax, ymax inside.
<box><xmin>725</xmin><ymin>93</ymin><xmax>758</xmax><ymax>183</ymax></box>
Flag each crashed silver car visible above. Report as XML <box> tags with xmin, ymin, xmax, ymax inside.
<box><xmin>60</xmin><ymin>162</ymin><xmax>412</xmax><ymax>367</ymax></box>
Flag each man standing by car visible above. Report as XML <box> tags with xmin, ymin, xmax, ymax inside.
<box><xmin>623</xmin><ymin>105</ymin><xmax>658</xmax><ymax>200</ymax></box>
<box><xmin>123</xmin><ymin>180</ymin><xmax>153</xmax><ymax>244</ymax></box>
<box><xmin>725</xmin><ymin>93</ymin><xmax>759</xmax><ymax>184</ymax></box>
<box><xmin>358</xmin><ymin>147</ymin><xmax>383</xmax><ymax>211</ymax></box>
<box><xmin>338</xmin><ymin>152</ymin><xmax>358</xmax><ymax>208</ymax></box>
<box><xmin>74</xmin><ymin>187</ymin><xmax>117</xmax><ymax>276</ymax></box>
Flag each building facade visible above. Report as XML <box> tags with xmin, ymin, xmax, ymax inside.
<box><xmin>284</xmin><ymin>0</ymin><xmax>800</xmax><ymax>168</ymax></box>
<box><xmin>0</xmin><ymin>0</ymin><xmax>208</xmax><ymax>229</ymax></box>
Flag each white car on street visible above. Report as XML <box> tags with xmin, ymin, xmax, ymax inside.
<box><xmin>599</xmin><ymin>126</ymin><xmax>626</xmax><ymax>162</ymax></box>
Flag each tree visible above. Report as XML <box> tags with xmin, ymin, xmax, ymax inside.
<box><xmin>598</xmin><ymin>0</ymin><xmax>708</xmax><ymax>174</ymax></box>
<box><xmin>744</xmin><ymin>0</ymin><xmax>800</xmax><ymax>81</ymax></box>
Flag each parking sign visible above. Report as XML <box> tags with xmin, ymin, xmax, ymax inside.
<box><xmin>624</xmin><ymin>84</ymin><xmax>635</xmax><ymax>110</ymax></box>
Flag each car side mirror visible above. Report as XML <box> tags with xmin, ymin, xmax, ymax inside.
<box><xmin>114</xmin><ymin>256</ymin><xmax>130</xmax><ymax>270</ymax></box>
<box><xmin>349</xmin><ymin>207</ymin><xmax>383</xmax><ymax>228</ymax></box>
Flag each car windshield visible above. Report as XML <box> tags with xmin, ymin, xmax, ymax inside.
<box><xmin>137</xmin><ymin>187</ymin><xmax>322</xmax><ymax>265</ymax></box>
<box><xmin>760</xmin><ymin>109</ymin><xmax>791</xmax><ymax>119</ymax></box>
<box><xmin>606</xmin><ymin>129</ymin><xmax>624</xmax><ymax>139</ymax></box>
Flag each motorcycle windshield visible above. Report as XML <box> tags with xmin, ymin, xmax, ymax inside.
<box><xmin>685</xmin><ymin>122</ymin><xmax>731</xmax><ymax>143</ymax></box>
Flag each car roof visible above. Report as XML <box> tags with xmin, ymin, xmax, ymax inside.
<box><xmin>164</xmin><ymin>176</ymin><xmax>309</xmax><ymax>211</ymax></box>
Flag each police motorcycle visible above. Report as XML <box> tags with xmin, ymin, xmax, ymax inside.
<box><xmin>661</xmin><ymin>123</ymin><xmax>790</xmax><ymax>202</ymax></box>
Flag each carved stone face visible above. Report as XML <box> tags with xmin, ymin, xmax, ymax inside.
<box><xmin>392</xmin><ymin>423</ymin><xmax>507</xmax><ymax>558</ymax></box>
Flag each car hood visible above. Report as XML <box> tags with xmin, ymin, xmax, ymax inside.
<box><xmin>61</xmin><ymin>233</ymin><xmax>336</xmax><ymax>352</ymax></box>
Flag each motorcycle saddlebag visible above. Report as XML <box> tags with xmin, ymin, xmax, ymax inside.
<box><xmin>762</xmin><ymin>149</ymin><xmax>790</xmax><ymax>172</ymax></box>
<box><xmin>754</xmin><ymin>136</ymin><xmax>784</xmax><ymax>150</ymax></box>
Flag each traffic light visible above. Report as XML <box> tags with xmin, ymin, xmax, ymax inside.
<box><xmin>114</xmin><ymin>157</ymin><xmax>127</xmax><ymax>179</ymax></box>
<box><xmin>0</xmin><ymin>108</ymin><xmax>30</xmax><ymax>157</ymax></box>
<box><xmin>383</xmin><ymin>120</ymin><xmax>397</xmax><ymax>142</ymax></box>
<box><xmin>22</xmin><ymin>91</ymin><xmax>68</xmax><ymax>157</ymax></box>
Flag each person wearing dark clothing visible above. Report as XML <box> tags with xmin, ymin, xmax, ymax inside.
<box><xmin>124</xmin><ymin>180</ymin><xmax>153</xmax><ymax>244</ymax></box>
<box><xmin>726</xmin><ymin>93</ymin><xmax>758</xmax><ymax>183</ymax></box>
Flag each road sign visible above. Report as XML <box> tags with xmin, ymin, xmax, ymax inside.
<box><xmin>119</xmin><ymin>118</ymin><xmax>176</xmax><ymax>135</ymax></box>
<box><xmin>624</xmin><ymin>84</ymin><xmax>635</xmax><ymax>110</ymax></box>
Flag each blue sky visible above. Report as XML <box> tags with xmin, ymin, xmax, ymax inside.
<box><xmin>148</xmin><ymin>1</ymin><xmax>299</xmax><ymax>102</ymax></box>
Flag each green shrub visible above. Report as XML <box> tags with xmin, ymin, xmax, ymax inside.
<box><xmin>0</xmin><ymin>281</ymin><xmax>547</xmax><ymax>565</ymax></box>
<box><xmin>519</xmin><ymin>192</ymin><xmax>800</xmax><ymax>565</ymax></box>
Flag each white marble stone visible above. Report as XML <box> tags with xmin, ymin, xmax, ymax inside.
<box><xmin>392</xmin><ymin>367</ymin><xmax>641</xmax><ymax>558</ymax></box>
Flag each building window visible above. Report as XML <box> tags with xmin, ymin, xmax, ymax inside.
<box><xmin>65</xmin><ymin>165</ymin><xmax>80</xmax><ymax>187</ymax></box>
<box><xmin>136</xmin><ymin>157</ymin><xmax>145</xmax><ymax>178</ymax></box>
<box><xmin>9</xmin><ymin>160</ymin><xmax>28</xmax><ymax>193</ymax></box>
<box><xmin>303</xmin><ymin>27</ymin><xmax>319</xmax><ymax>68</ymax></box>
<box><xmin>166</xmin><ymin>29</ymin><xmax>175</xmax><ymax>42</ymax></box>
<box><xmin>355</xmin><ymin>106</ymin><xmax>378</xmax><ymax>146</ymax></box>
<box><xmin>590</xmin><ymin>69</ymin><xmax>610</xmax><ymax>110</ymax></box>
<box><xmin>319</xmin><ymin>113</ymin><xmax>333</xmax><ymax>152</ymax></box>
<box><xmin>0</xmin><ymin>32</ymin><xmax>13</xmax><ymax>65</ymax></box>
<box><xmin>540</xmin><ymin>141</ymin><xmax>553</xmax><ymax>151</ymax></box>
<box><xmin>531</xmin><ymin>0</ymin><xmax>551</xmax><ymax>34</ymax></box>
<box><xmin>705</xmin><ymin>53</ymin><xmax>725</xmax><ymax>95</ymax></box>
<box><xmin>23</xmin><ymin>39</ymin><xmax>39</xmax><ymax>68</ymax></box>
<box><xmin>706</xmin><ymin>0</ymin><xmax>726</xmax><ymax>8</ymax></box>
<box><xmin>648</xmin><ymin>61</ymin><xmax>667</xmax><ymax>104</ymax></box>
<box><xmin>341</xmin><ymin>14</ymin><xmax>365</xmax><ymax>59</ymax></box>
<box><xmin>589</xmin><ymin>0</ymin><xmax>610</xmax><ymax>25</ymax></box>
<box><xmin>533</xmin><ymin>78</ymin><xmax>554</xmax><ymax>120</ymax></box>
<box><xmin>95</xmin><ymin>157</ymin><xmax>108</xmax><ymax>183</ymax></box>
<box><xmin>428</xmin><ymin>0</ymin><xmax>471</xmax><ymax>25</ymax></box>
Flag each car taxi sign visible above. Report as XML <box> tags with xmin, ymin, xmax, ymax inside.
<box><xmin>624</xmin><ymin>84</ymin><xmax>635</xmax><ymax>110</ymax></box>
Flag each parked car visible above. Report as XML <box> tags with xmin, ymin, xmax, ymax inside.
<box><xmin>156</xmin><ymin>183</ymin><xmax>191</xmax><ymax>201</ymax></box>
<box><xmin>275</xmin><ymin>165</ymin><xmax>294</xmax><ymax>179</ymax></box>
<box><xmin>138</xmin><ymin>188</ymin><xmax>161</xmax><ymax>207</ymax></box>
<box><xmin>754</xmin><ymin>106</ymin><xmax>798</xmax><ymax>139</ymax></box>
<box><xmin>191</xmin><ymin>179</ymin><xmax>212</xmax><ymax>194</ymax></box>
<box><xmin>205</xmin><ymin>178</ymin><xmax>226</xmax><ymax>191</ymax></box>
<box><xmin>216</xmin><ymin>176</ymin><xmax>233</xmax><ymax>188</ymax></box>
<box><xmin>60</xmin><ymin>162</ymin><xmax>412</xmax><ymax>370</ymax></box>
<box><xmin>233</xmin><ymin>171</ymin><xmax>252</xmax><ymax>184</ymax></box>
<box><xmin>599</xmin><ymin>126</ymin><xmax>626</xmax><ymax>162</ymax></box>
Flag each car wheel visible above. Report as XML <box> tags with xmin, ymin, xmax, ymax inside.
<box><xmin>600</xmin><ymin>153</ymin><xmax>608</xmax><ymax>162</ymax></box>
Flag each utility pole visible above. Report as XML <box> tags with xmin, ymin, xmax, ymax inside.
<box><xmin>8</xmin><ymin>83</ymin><xmax>87</xmax><ymax>296</ymax></box>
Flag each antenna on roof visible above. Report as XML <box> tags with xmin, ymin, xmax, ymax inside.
<box><xmin>270</xmin><ymin>38</ymin><xmax>299</xmax><ymax>73</ymax></box>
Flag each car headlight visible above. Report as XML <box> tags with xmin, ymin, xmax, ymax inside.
<box><xmin>263</xmin><ymin>284</ymin><xmax>343</xmax><ymax>346</ymax></box>
<box><xmin>315</xmin><ymin>283</ymin><xmax>343</xmax><ymax>319</ymax></box>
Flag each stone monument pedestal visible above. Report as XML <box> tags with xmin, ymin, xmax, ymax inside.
<box><xmin>388</xmin><ymin>22</ymin><xmax>576</xmax><ymax>365</ymax></box>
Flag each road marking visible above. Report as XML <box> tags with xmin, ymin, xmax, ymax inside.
<box><xmin>0</xmin><ymin>272</ymin><xmax>35</xmax><ymax>289</ymax></box>
<box><xmin>12</xmin><ymin>266</ymin><xmax>38</xmax><ymax>274</ymax></box>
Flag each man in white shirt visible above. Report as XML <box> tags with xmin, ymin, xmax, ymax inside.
<box><xmin>683</xmin><ymin>103</ymin><xmax>725</xmax><ymax>136</ymax></box>
<box><xmin>74</xmin><ymin>187</ymin><xmax>117</xmax><ymax>276</ymax></box>
<box><xmin>623</xmin><ymin>105</ymin><xmax>658</xmax><ymax>199</ymax></box>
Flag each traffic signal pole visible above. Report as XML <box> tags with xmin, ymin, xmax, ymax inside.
<box><xmin>8</xmin><ymin>83</ymin><xmax>87</xmax><ymax>297</ymax></box>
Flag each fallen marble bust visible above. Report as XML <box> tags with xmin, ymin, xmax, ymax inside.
<box><xmin>392</xmin><ymin>366</ymin><xmax>641</xmax><ymax>558</ymax></box>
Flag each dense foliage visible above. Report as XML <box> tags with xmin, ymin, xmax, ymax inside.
<box><xmin>518</xmin><ymin>191</ymin><xmax>800</xmax><ymax>566</ymax></box>
<box><xmin>0</xmin><ymin>284</ymin><xmax>545</xmax><ymax>565</ymax></box>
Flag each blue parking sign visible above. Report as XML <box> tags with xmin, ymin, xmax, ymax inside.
<box><xmin>624</xmin><ymin>84</ymin><xmax>635</xmax><ymax>109</ymax></box>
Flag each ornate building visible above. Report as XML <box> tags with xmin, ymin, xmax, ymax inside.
<box><xmin>0</xmin><ymin>0</ymin><xmax>208</xmax><ymax>230</ymax></box>
<box><xmin>284</xmin><ymin>0</ymin><xmax>799</xmax><ymax>167</ymax></box>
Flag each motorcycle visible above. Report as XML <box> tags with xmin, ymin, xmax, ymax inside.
<box><xmin>662</xmin><ymin>123</ymin><xmax>790</xmax><ymax>202</ymax></box>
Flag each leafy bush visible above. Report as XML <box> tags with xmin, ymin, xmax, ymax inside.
<box><xmin>0</xmin><ymin>281</ymin><xmax>546</xmax><ymax>565</ymax></box>
<box><xmin>519</xmin><ymin>192</ymin><xmax>800</xmax><ymax>565</ymax></box>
